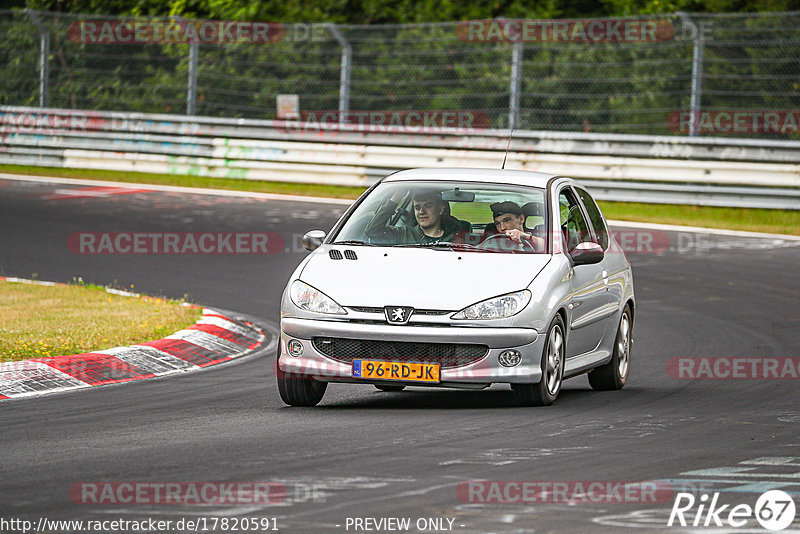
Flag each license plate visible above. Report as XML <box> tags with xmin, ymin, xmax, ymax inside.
<box><xmin>352</xmin><ymin>360</ymin><xmax>440</xmax><ymax>383</ymax></box>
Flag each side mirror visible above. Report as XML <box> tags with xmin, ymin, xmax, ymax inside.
<box><xmin>570</xmin><ymin>242</ymin><xmax>604</xmax><ymax>266</ymax></box>
<box><xmin>302</xmin><ymin>230</ymin><xmax>326</xmax><ymax>251</ymax></box>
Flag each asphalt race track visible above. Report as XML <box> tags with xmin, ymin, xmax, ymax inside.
<box><xmin>1</xmin><ymin>177</ymin><xmax>799</xmax><ymax>533</ymax></box>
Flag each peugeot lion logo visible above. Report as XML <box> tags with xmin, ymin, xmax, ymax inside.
<box><xmin>385</xmin><ymin>306</ymin><xmax>414</xmax><ymax>325</ymax></box>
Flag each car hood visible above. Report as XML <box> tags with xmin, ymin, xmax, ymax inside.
<box><xmin>299</xmin><ymin>245</ymin><xmax>551</xmax><ymax>310</ymax></box>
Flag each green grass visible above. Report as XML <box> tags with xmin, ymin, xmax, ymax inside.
<box><xmin>0</xmin><ymin>164</ymin><xmax>367</xmax><ymax>199</ymax></box>
<box><xmin>0</xmin><ymin>279</ymin><xmax>201</xmax><ymax>362</ymax></box>
<box><xmin>450</xmin><ymin>201</ymin><xmax>546</xmax><ymax>227</ymax></box>
<box><xmin>1</xmin><ymin>164</ymin><xmax>797</xmax><ymax>235</ymax></box>
<box><xmin>597</xmin><ymin>201</ymin><xmax>800</xmax><ymax>235</ymax></box>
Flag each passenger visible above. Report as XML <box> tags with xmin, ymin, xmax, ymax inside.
<box><xmin>364</xmin><ymin>189</ymin><xmax>459</xmax><ymax>245</ymax></box>
<box><xmin>488</xmin><ymin>201</ymin><xmax>545</xmax><ymax>251</ymax></box>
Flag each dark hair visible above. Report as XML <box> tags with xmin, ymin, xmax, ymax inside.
<box><xmin>412</xmin><ymin>189</ymin><xmax>444</xmax><ymax>206</ymax></box>
<box><xmin>491</xmin><ymin>201</ymin><xmax>524</xmax><ymax>218</ymax></box>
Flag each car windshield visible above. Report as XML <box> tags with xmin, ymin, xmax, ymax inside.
<box><xmin>333</xmin><ymin>181</ymin><xmax>547</xmax><ymax>254</ymax></box>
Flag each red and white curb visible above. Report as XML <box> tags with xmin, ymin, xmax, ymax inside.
<box><xmin>0</xmin><ymin>308</ymin><xmax>266</xmax><ymax>400</ymax></box>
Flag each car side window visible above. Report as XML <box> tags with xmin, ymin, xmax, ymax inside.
<box><xmin>558</xmin><ymin>188</ymin><xmax>591</xmax><ymax>252</ymax></box>
<box><xmin>575</xmin><ymin>187</ymin><xmax>609</xmax><ymax>250</ymax></box>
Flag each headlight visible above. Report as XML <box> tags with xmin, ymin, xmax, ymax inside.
<box><xmin>290</xmin><ymin>280</ymin><xmax>346</xmax><ymax>315</ymax></box>
<box><xmin>451</xmin><ymin>290</ymin><xmax>531</xmax><ymax>320</ymax></box>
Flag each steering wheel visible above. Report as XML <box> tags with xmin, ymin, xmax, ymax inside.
<box><xmin>478</xmin><ymin>233</ymin><xmax>535</xmax><ymax>252</ymax></box>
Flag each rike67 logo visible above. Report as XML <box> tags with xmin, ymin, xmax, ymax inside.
<box><xmin>668</xmin><ymin>490</ymin><xmax>796</xmax><ymax>531</ymax></box>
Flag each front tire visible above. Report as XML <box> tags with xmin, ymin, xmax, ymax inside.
<box><xmin>588</xmin><ymin>305</ymin><xmax>632</xmax><ymax>391</ymax></box>
<box><xmin>512</xmin><ymin>315</ymin><xmax>565</xmax><ymax>406</ymax></box>
<box><xmin>276</xmin><ymin>347</ymin><xmax>327</xmax><ymax>406</ymax></box>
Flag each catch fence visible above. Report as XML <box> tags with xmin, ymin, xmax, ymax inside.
<box><xmin>2</xmin><ymin>10</ymin><xmax>799</xmax><ymax>138</ymax></box>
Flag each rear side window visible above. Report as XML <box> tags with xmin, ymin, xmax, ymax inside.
<box><xmin>558</xmin><ymin>188</ymin><xmax>591</xmax><ymax>252</ymax></box>
<box><xmin>575</xmin><ymin>187</ymin><xmax>609</xmax><ymax>250</ymax></box>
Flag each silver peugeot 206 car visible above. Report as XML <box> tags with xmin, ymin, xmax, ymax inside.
<box><xmin>277</xmin><ymin>168</ymin><xmax>635</xmax><ymax>406</ymax></box>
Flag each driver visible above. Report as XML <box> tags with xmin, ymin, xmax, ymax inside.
<box><xmin>364</xmin><ymin>189</ymin><xmax>459</xmax><ymax>245</ymax></box>
<box><xmin>487</xmin><ymin>201</ymin><xmax>545</xmax><ymax>251</ymax></box>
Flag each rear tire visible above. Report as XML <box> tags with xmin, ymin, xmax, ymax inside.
<box><xmin>375</xmin><ymin>385</ymin><xmax>406</xmax><ymax>392</ymax></box>
<box><xmin>512</xmin><ymin>315</ymin><xmax>565</xmax><ymax>406</ymax></box>
<box><xmin>588</xmin><ymin>305</ymin><xmax>632</xmax><ymax>391</ymax></box>
<box><xmin>276</xmin><ymin>347</ymin><xmax>327</xmax><ymax>406</ymax></box>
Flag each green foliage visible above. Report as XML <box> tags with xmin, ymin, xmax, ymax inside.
<box><xmin>0</xmin><ymin>12</ymin><xmax>39</xmax><ymax>106</ymax></box>
<box><xmin>1</xmin><ymin>6</ymin><xmax>798</xmax><ymax>137</ymax></box>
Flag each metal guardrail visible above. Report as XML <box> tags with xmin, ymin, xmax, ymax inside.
<box><xmin>4</xmin><ymin>105</ymin><xmax>800</xmax><ymax>163</ymax></box>
<box><xmin>1</xmin><ymin>106</ymin><xmax>798</xmax><ymax>209</ymax></box>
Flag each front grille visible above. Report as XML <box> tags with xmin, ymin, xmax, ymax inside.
<box><xmin>346</xmin><ymin>320</ymin><xmax>451</xmax><ymax>327</ymax></box>
<box><xmin>415</xmin><ymin>309</ymin><xmax>453</xmax><ymax>316</ymax></box>
<box><xmin>348</xmin><ymin>306</ymin><xmax>451</xmax><ymax>316</ymax></box>
<box><xmin>312</xmin><ymin>337</ymin><xmax>488</xmax><ymax>369</ymax></box>
<box><xmin>348</xmin><ymin>306</ymin><xmax>383</xmax><ymax>313</ymax></box>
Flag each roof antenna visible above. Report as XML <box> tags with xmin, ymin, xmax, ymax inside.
<box><xmin>501</xmin><ymin>127</ymin><xmax>514</xmax><ymax>169</ymax></box>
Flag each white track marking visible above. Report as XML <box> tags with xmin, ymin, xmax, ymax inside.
<box><xmin>741</xmin><ymin>457</ymin><xmax>800</xmax><ymax>466</ymax></box>
<box><xmin>165</xmin><ymin>330</ymin><xmax>249</xmax><ymax>355</ymax></box>
<box><xmin>608</xmin><ymin>219</ymin><xmax>800</xmax><ymax>241</ymax></box>
<box><xmin>1</xmin><ymin>277</ymin><xmax>57</xmax><ymax>286</ymax></box>
<box><xmin>104</xmin><ymin>346</ymin><xmax>198</xmax><ymax>373</ymax></box>
<box><xmin>196</xmin><ymin>316</ymin><xmax>263</xmax><ymax>341</ymax></box>
<box><xmin>0</xmin><ymin>361</ymin><xmax>89</xmax><ymax>397</ymax></box>
<box><xmin>440</xmin><ymin>447</ymin><xmax>589</xmax><ymax>466</ymax></box>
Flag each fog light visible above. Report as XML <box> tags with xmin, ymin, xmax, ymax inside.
<box><xmin>287</xmin><ymin>339</ymin><xmax>303</xmax><ymax>356</ymax></box>
<box><xmin>499</xmin><ymin>349</ymin><xmax>522</xmax><ymax>367</ymax></box>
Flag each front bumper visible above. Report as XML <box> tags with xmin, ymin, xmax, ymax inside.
<box><xmin>279</xmin><ymin>317</ymin><xmax>545</xmax><ymax>386</ymax></box>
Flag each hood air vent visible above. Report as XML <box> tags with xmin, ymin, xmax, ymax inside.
<box><xmin>344</xmin><ymin>250</ymin><xmax>358</xmax><ymax>260</ymax></box>
<box><xmin>329</xmin><ymin>249</ymin><xmax>343</xmax><ymax>260</ymax></box>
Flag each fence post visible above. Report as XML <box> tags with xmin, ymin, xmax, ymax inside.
<box><xmin>328</xmin><ymin>24</ymin><xmax>351</xmax><ymax>124</ymax></box>
<box><xmin>690</xmin><ymin>29</ymin><xmax>705</xmax><ymax>137</ymax></box>
<box><xmin>187</xmin><ymin>41</ymin><xmax>199</xmax><ymax>115</ymax></box>
<box><xmin>25</xmin><ymin>10</ymin><xmax>50</xmax><ymax>108</ymax></box>
<box><xmin>509</xmin><ymin>41</ymin><xmax>523</xmax><ymax>130</ymax></box>
<box><xmin>678</xmin><ymin>12</ymin><xmax>704</xmax><ymax>136</ymax></box>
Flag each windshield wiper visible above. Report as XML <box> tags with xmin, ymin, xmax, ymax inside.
<box><xmin>391</xmin><ymin>242</ymin><xmax>448</xmax><ymax>248</ymax></box>
<box><xmin>446</xmin><ymin>242</ymin><xmax>498</xmax><ymax>252</ymax></box>
<box><xmin>391</xmin><ymin>242</ymin><xmax>498</xmax><ymax>252</ymax></box>
<box><xmin>332</xmin><ymin>240</ymin><xmax>377</xmax><ymax>246</ymax></box>
<box><xmin>446</xmin><ymin>243</ymin><xmax>508</xmax><ymax>253</ymax></box>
